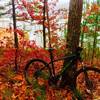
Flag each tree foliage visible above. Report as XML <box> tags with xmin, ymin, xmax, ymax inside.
<box><xmin>0</xmin><ymin>0</ymin><xmax>100</xmax><ymax>99</ymax></box>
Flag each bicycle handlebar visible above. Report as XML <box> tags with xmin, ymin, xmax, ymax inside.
<box><xmin>75</xmin><ymin>47</ymin><xmax>83</xmax><ymax>62</ymax></box>
<box><xmin>45</xmin><ymin>47</ymin><xmax>83</xmax><ymax>62</ymax></box>
<box><xmin>76</xmin><ymin>47</ymin><xmax>83</xmax><ymax>51</ymax></box>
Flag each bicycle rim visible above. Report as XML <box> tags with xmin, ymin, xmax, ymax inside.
<box><xmin>24</xmin><ymin>59</ymin><xmax>50</xmax><ymax>85</ymax></box>
<box><xmin>76</xmin><ymin>67</ymin><xmax>100</xmax><ymax>100</ymax></box>
<box><xmin>24</xmin><ymin>59</ymin><xmax>51</xmax><ymax>99</ymax></box>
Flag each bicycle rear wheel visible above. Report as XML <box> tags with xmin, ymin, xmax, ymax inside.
<box><xmin>76</xmin><ymin>67</ymin><xmax>100</xmax><ymax>100</ymax></box>
<box><xmin>24</xmin><ymin>59</ymin><xmax>51</xmax><ymax>85</ymax></box>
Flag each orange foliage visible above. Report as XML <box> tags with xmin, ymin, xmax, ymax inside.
<box><xmin>0</xmin><ymin>42</ymin><xmax>100</xmax><ymax>99</ymax></box>
<box><xmin>31</xmin><ymin>15</ymin><xmax>43</xmax><ymax>20</ymax></box>
<box><xmin>38</xmin><ymin>78</ymin><xmax>45</xmax><ymax>86</ymax></box>
<box><xmin>13</xmin><ymin>74</ymin><xmax>23</xmax><ymax>81</ymax></box>
<box><xmin>91</xmin><ymin>3</ymin><xmax>99</xmax><ymax>13</ymax></box>
<box><xmin>0</xmin><ymin>0</ymin><xmax>100</xmax><ymax>99</ymax></box>
<box><xmin>82</xmin><ymin>25</ymin><xmax>89</xmax><ymax>33</ymax></box>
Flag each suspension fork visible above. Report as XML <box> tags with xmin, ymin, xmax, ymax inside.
<box><xmin>82</xmin><ymin>66</ymin><xmax>93</xmax><ymax>90</ymax></box>
<box><xmin>83</xmin><ymin>66</ymin><xmax>89</xmax><ymax>80</ymax></box>
<box><xmin>81</xmin><ymin>62</ymin><xmax>89</xmax><ymax>81</ymax></box>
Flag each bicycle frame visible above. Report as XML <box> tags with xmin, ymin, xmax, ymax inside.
<box><xmin>47</xmin><ymin>47</ymin><xmax>82</xmax><ymax>78</ymax></box>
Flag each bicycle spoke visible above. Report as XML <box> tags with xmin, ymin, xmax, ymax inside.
<box><xmin>76</xmin><ymin>67</ymin><xmax>100</xmax><ymax>99</ymax></box>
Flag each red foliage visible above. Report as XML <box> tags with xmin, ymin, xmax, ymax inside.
<box><xmin>0</xmin><ymin>39</ymin><xmax>51</xmax><ymax>70</ymax></box>
<box><xmin>82</xmin><ymin>25</ymin><xmax>89</xmax><ymax>33</ymax></box>
<box><xmin>31</xmin><ymin>15</ymin><xmax>43</xmax><ymax>20</ymax></box>
<box><xmin>15</xmin><ymin>29</ymin><xmax>24</xmax><ymax>37</ymax></box>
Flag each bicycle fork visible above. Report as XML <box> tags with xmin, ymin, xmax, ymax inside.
<box><xmin>83</xmin><ymin>66</ymin><xmax>93</xmax><ymax>94</ymax></box>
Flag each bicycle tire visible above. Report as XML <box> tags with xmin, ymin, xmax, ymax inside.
<box><xmin>24</xmin><ymin>59</ymin><xmax>51</xmax><ymax>85</ymax></box>
<box><xmin>75</xmin><ymin>67</ymin><xmax>100</xmax><ymax>100</ymax></box>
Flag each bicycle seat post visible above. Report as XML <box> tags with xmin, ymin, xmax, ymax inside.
<box><xmin>48</xmin><ymin>48</ymin><xmax>55</xmax><ymax>77</ymax></box>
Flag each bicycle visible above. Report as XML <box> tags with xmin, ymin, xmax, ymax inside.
<box><xmin>24</xmin><ymin>47</ymin><xmax>100</xmax><ymax>99</ymax></box>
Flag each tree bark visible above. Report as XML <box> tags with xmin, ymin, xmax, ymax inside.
<box><xmin>67</xmin><ymin>0</ymin><xmax>83</xmax><ymax>52</ymax></box>
<box><xmin>60</xmin><ymin>0</ymin><xmax>83</xmax><ymax>88</ymax></box>
<box><xmin>42</xmin><ymin>0</ymin><xmax>46</xmax><ymax>48</ymax></box>
<box><xmin>12</xmin><ymin>0</ymin><xmax>18</xmax><ymax>71</ymax></box>
<box><xmin>91</xmin><ymin>15</ymin><xmax>98</xmax><ymax>64</ymax></box>
<box><xmin>12</xmin><ymin>0</ymin><xmax>18</xmax><ymax>48</ymax></box>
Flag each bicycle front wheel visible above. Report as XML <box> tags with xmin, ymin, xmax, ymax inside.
<box><xmin>76</xmin><ymin>67</ymin><xmax>100</xmax><ymax>100</ymax></box>
<box><xmin>24</xmin><ymin>59</ymin><xmax>51</xmax><ymax>85</ymax></box>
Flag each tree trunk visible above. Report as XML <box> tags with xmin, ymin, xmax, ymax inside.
<box><xmin>67</xmin><ymin>0</ymin><xmax>83</xmax><ymax>52</ymax></box>
<box><xmin>91</xmin><ymin>15</ymin><xmax>98</xmax><ymax>64</ymax></box>
<box><xmin>12</xmin><ymin>0</ymin><xmax>18</xmax><ymax>71</ymax></box>
<box><xmin>42</xmin><ymin>0</ymin><xmax>46</xmax><ymax>48</ymax></box>
<box><xmin>60</xmin><ymin>0</ymin><xmax>83</xmax><ymax>88</ymax></box>
<box><xmin>80</xmin><ymin>20</ymin><xmax>87</xmax><ymax>48</ymax></box>
<box><xmin>12</xmin><ymin>0</ymin><xmax>18</xmax><ymax>48</ymax></box>
<box><xmin>80</xmin><ymin>32</ymin><xmax>84</xmax><ymax>47</ymax></box>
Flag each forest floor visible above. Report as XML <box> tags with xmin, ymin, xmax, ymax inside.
<box><xmin>0</xmin><ymin>62</ymin><xmax>100</xmax><ymax>100</ymax></box>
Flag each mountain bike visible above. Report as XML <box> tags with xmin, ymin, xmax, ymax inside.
<box><xmin>24</xmin><ymin>47</ymin><xmax>100</xmax><ymax>99</ymax></box>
